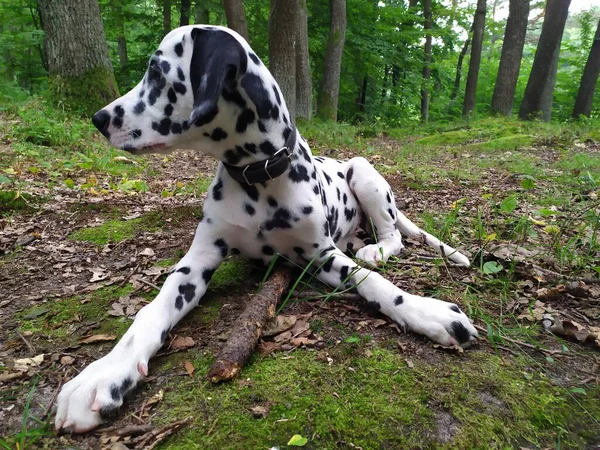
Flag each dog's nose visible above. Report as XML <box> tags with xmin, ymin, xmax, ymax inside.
<box><xmin>92</xmin><ymin>110</ymin><xmax>111</xmax><ymax>137</ymax></box>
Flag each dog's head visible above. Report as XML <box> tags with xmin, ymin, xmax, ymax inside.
<box><xmin>93</xmin><ymin>26</ymin><xmax>291</xmax><ymax>164</ymax></box>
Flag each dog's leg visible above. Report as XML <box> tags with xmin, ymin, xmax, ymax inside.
<box><xmin>394</xmin><ymin>209</ymin><xmax>470</xmax><ymax>267</ymax></box>
<box><xmin>314</xmin><ymin>246</ymin><xmax>478</xmax><ymax>346</ymax></box>
<box><xmin>55</xmin><ymin>221</ymin><xmax>227</xmax><ymax>433</ymax></box>
<box><xmin>345</xmin><ymin>157</ymin><xmax>404</xmax><ymax>264</ymax></box>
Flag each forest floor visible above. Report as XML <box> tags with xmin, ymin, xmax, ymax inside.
<box><xmin>1</xmin><ymin>101</ymin><xmax>600</xmax><ymax>449</ymax></box>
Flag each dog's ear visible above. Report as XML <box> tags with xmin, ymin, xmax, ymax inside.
<box><xmin>189</xmin><ymin>28</ymin><xmax>247</xmax><ymax>126</ymax></box>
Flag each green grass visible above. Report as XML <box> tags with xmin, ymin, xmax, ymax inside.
<box><xmin>154</xmin><ymin>346</ymin><xmax>600</xmax><ymax>449</ymax></box>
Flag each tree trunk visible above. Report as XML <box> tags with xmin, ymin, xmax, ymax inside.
<box><xmin>113</xmin><ymin>0</ymin><xmax>129</xmax><ymax>87</ymax></box>
<box><xmin>180</xmin><ymin>0</ymin><xmax>191</xmax><ymax>26</ymax></box>
<box><xmin>38</xmin><ymin>0</ymin><xmax>119</xmax><ymax>115</ymax></box>
<box><xmin>223</xmin><ymin>0</ymin><xmax>249</xmax><ymax>41</ymax></box>
<box><xmin>573</xmin><ymin>18</ymin><xmax>600</xmax><ymax>118</ymax></box>
<box><xmin>540</xmin><ymin>32</ymin><xmax>563</xmax><ymax>122</ymax></box>
<box><xmin>519</xmin><ymin>0</ymin><xmax>571</xmax><ymax>120</ymax></box>
<box><xmin>269</xmin><ymin>0</ymin><xmax>297</xmax><ymax>122</ymax></box>
<box><xmin>163</xmin><ymin>0</ymin><xmax>172</xmax><ymax>36</ymax></box>
<box><xmin>317</xmin><ymin>0</ymin><xmax>347</xmax><ymax>121</ymax></box>
<box><xmin>491</xmin><ymin>0</ymin><xmax>530</xmax><ymax>115</ymax></box>
<box><xmin>195</xmin><ymin>1</ymin><xmax>209</xmax><ymax>23</ymax></box>
<box><xmin>295</xmin><ymin>0</ymin><xmax>312</xmax><ymax>120</ymax></box>
<box><xmin>462</xmin><ymin>0</ymin><xmax>486</xmax><ymax>117</ymax></box>
<box><xmin>449</xmin><ymin>23</ymin><xmax>473</xmax><ymax>102</ymax></box>
<box><xmin>421</xmin><ymin>0</ymin><xmax>432</xmax><ymax>122</ymax></box>
<box><xmin>358</xmin><ymin>76</ymin><xmax>367</xmax><ymax>113</ymax></box>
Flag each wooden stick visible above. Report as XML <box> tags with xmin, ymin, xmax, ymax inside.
<box><xmin>207</xmin><ymin>267</ymin><xmax>293</xmax><ymax>383</ymax></box>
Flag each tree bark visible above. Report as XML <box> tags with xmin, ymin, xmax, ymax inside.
<box><xmin>462</xmin><ymin>0</ymin><xmax>486</xmax><ymax>117</ymax></box>
<box><xmin>540</xmin><ymin>32</ymin><xmax>563</xmax><ymax>122</ymax></box>
<box><xmin>358</xmin><ymin>76</ymin><xmax>367</xmax><ymax>113</ymax></box>
<box><xmin>573</xmin><ymin>18</ymin><xmax>600</xmax><ymax>118</ymax></box>
<box><xmin>223</xmin><ymin>0</ymin><xmax>249</xmax><ymax>41</ymax></box>
<box><xmin>163</xmin><ymin>0</ymin><xmax>172</xmax><ymax>36</ymax></box>
<box><xmin>269</xmin><ymin>0</ymin><xmax>298</xmax><ymax>122</ymax></box>
<box><xmin>490</xmin><ymin>0</ymin><xmax>530</xmax><ymax>115</ymax></box>
<box><xmin>421</xmin><ymin>0</ymin><xmax>432</xmax><ymax>122</ymax></box>
<box><xmin>449</xmin><ymin>22</ymin><xmax>474</xmax><ymax>102</ymax></box>
<box><xmin>295</xmin><ymin>0</ymin><xmax>312</xmax><ymax>120</ymax></box>
<box><xmin>317</xmin><ymin>0</ymin><xmax>347</xmax><ymax>121</ymax></box>
<box><xmin>195</xmin><ymin>1</ymin><xmax>209</xmax><ymax>23</ymax></box>
<box><xmin>38</xmin><ymin>0</ymin><xmax>119</xmax><ymax>115</ymax></box>
<box><xmin>180</xmin><ymin>0</ymin><xmax>191</xmax><ymax>26</ymax></box>
<box><xmin>519</xmin><ymin>0</ymin><xmax>571</xmax><ymax>120</ymax></box>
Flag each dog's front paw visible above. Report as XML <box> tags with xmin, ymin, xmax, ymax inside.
<box><xmin>55</xmin><ymin>351</ymin><xmax>145</xmax><ymax>433</ymax></box>
<box><xmin>398</xmin><ymin>296</ymin><xmax>478</xmax><ymax>347</ymax></box>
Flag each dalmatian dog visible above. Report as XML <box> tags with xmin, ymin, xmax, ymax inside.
<box><xmin>55</xmin><ymin>25</ymin><xmax>477</xmax><ymax>433</ymax></box>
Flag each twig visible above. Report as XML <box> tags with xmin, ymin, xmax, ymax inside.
<box><xmin>15</xmin><ymin>330</ymin><xmax>35</xmax><ymax>353</ymax></box>
<box><xmin>41</xmin><ymin>380</ymin><xmax>62</xmax><ymax>421</ymax></box>
<box><xmin>138</xmin><ymin>278</ymin><xmax>161</xmax><ymax>291</ymax></box>
<box><xmin>293</xmin><ymin>290</ymin><xmax>361</xmax><ymax>302</ymax></box>
<box><xmin>207</xmin><ymin>267</ymin><xmax>293</xmax><ymax>383</ymax></box>
<box><xmin>128</xmin><ymin>416</ymin><xmax>193</xmax><ymax>449</ymax></box>
<box><xmin>118</xmin><ymin>264</ymin><xmax>140</xmax><ymax>288</ymax></box>
<box><xmin>474</xmin><ymin>324</ymin><xmax>563</xmax><ymax>355</ymax></box>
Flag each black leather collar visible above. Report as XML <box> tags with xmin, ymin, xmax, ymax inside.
<box><xmin>223</xmin><ymin>126</ymin><xmax>296</xmax><ymax>185</ymax></box>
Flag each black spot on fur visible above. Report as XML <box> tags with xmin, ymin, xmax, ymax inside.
<box><xmin>164</xmin><ymin>104</ymin><xmax>174</xmax><ymax>116</ymax></box>
<box><xmin>262</xmin><ymin>245</ymin><xmax>275</xmax><ymax>255</ymax></box>
<box><xmin>272</xmin><ymin>85</ymin><xmax>282</xmax><ymax>105</ymax></box>
<box><xmin>324</xmin><ymin>172</ymin><xmax>332</xmax><ymax>185</ymax></box>
<box><xmin>211</xmin><ymin>127</ymin><xmax>228</xmax><ymax>141</ymax></box>
<box><xmin>148</xmin><ymin>87</ymin><xmax>161</xmax><ymax>105</ymax></box>
<box><xmin>387</xmin><ymin>208</ymin><xmax>395</xmax><ymax>220</ymax></box>
<box><xmin>174</xmin><ymin>42</ymin><xmax>183</xmax><ymax>56</ymax></box>
<box><xmin>134</xmin><ymin>101</ymin><xmax>146</xmax><ymax>115</ymax></box>
<box><xmin>265</xmin><ymin>208</ymin><xmax>293</xmax><ymax>230</ymax></box>
<box><xmin>240</xmin><ymin>183</ymin><xmax>259</xmax><ymax>201</ymax></box>
<box><xmin>266</xmin><ymin>196</ymin><xmax>277</xmax><ymax>208</ymax></box>
<box><xmin>241</xmin><ymin>73</ymin><xmax>273</xmax><ymax>119</ymax></box>
<box><xmin>394</xmin><ymin>296</ymin><xmax>403</xmax><ymax>306</ymax></box>
<box><xmin>168</xmin><ymin>88</ymin><xmax>177</xmax><ymax>103</ymax></box>
<box><xmin>346</xmin><ymin>167</ymin><xmax>354</xmax><ymax>183</ymax></box>
<box><xmin>212</xmin><ymin>178</ymin><xmax>223</xmax><ymax>201</ymax></box>
<box><xmin>214</xmin><ymin>238</ymin><xmax>228</xmax><ymax>257</ymax></box>
<box><xmin>289</xmin><ymin>165</ymin><xmax>310</xmax><ymax>183</ymax></box>
<box><xmin>177</xmin><ymin>267</ymin><xmax>191</xmax><ymax>275</ymax></box>
<box><xmin>271</xmin><ymin>105</ymin><xmax>280</xmax><ymax>120</ymax></box>
<box><xmin>114</xmin><ymin>105</ymin><xmax>125</xmax><ymax>117</ymax></box>
<box><xmin>131</xmin><ymin>129</ymin><xmax>142</xmax><ymax>139</ymax></box>
<box><xmin>450</xmin><ymin>305</ymin><xmax>461</xmax><ymax>314</ymax></box>
<box><xmin>451</xmin><ymin>321</ymin><xmax>471</xmax><ymax>344</ymax></box>
<box><xmin>313</xmin><ymin>185</ymin><xmax>320</xmax><ymax>195</ymax></box>
<box><xmin>249</xmin><ymin>53</ymin><xmax>261</xmax><ymax>65</ymax></box>
<box><xmin>179</xmin><ymin>283</ymin><xmax>196</xmax><ymax>302</ymax></box>
<box><xmin>160</xmin><ymin>60</ymin><xmax>171</xmax><ymax>73</ymax></box>
<box><xmin>337</xmin><ymin>171</ymin><xmax>345</xmax><ymax>179</ymax></box>
<box><xmin>110</xmin><ymin>384</ymin><xmax>121</xmax><ymax>401</ymax></box>
<box><xmin>344</xmin><ymin>208</ymin><xmax>356</xmax><ymax>221</ymax></box>
<box><xmin>244</xmin><ymin>203</ymin><xmax>255</xmax><ymax>215</ymax></box>
<box><xmin>120</xmin><ymin>377</ymin><xmax>133</xmax><ymax>395</ymax></box>
<box><xmin>174</xmin><ymin>81</ymin><xmax>187</xmax><ymax>95</ymax></box>
<box><xmin>175</xmin><ymin>295</ymin><xmax>184</xmax><ymax>310</ymax></box>
<box><xmin>112</xmin><ymin>117</ymin><xmax>123</xmax><ymax>129</ymax></box>
<box><xmin>156</xmin><ymin>118</ymin><xmax>172</xmax><ymax>136</ymax></box>
<box><xmin>301</xmin><ymin>205</ymin><xmax>313</xmax><ymax>214</ymax></box>
<box><xmin>171</xmin><ymin>122</ymin><xmax>183</xmax><ymax>134</ymax></box>
<box><xmin>236</xmin><ymin>109</ymin><xmax>256</xmax><ymax>133</ymax></box>
<box><xmin>161</xmin><ymin>328</ymin><xmax>169</xmax><ymax>344</ymax></box>
<box><xmin>259</xmin><ymin>140</ymin><xmax>277</xmax><ymax>156</ymax></box>
<box><xmin>294</xmin><ymin>246</ymin><xmax>305</xmax><ymax>255</ymax></box>
<box><xmin>321</xmin><ymin>256</ymin><xmax>335</xmax><ymax>272</ymax></box>
<box><xmin>366</xmin><ymin>300</ymin><xmax>381</xmax><ymax>311</ymax></box>
<box><xmin>258</xmin><ymin>121</ymin><xmax>267</xmax><ymax>133</ymax></box>
<box><xmin>177</xmin><ymin>67</ymin><xmax>185</xmax><ymax>81</ymax></box>
<box><xmin>340</xmin><ymin>265</ymin><xmax>349</xmax><ymax>281</ymax></box>
<box><xmin>386</xmin><ymin>192</ymin><xmax>392</xmax><ymax>203</ymax></box>
<box><xmin>202</xmin><ymin>268</ymin><xmax>216</xmax><ymax>283</ymax></box>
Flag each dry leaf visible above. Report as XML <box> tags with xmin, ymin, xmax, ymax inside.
<box><xmin>183</xmin><ymin>360</ymin><xmax>195</xmax><ymax>377</ymax></box>
<box><xmin>249</xmin><ymin>404</ymin><xmax>271</xmax><ymax>418</ymax></box>
<box><xmin>14</xmin><ymin>354</ymin><xmax>44</xmax><ymax>371</ymax></box>
<box><xmin>544</xmin><ymin>316</ymin><xmax>600</xmax><ymax>348</ymax></box>
<box><xmin>262</xmin><ymin>315</ymin><xmax>297</xmax><ymax>337</ymax></box>
<box><xmin>89</xmin><ymin>267</ymin><xmax>108</xmax><ymax>282</ymax></box>
<box><xmin>290</xmin><ymin>337</ymin><xmax>317</xmax><ymax>347</ymax></box>
<box><xmin>60</xmin><ymin>355</ymin><xmax>75</xmax><ymax>365</ymax></box>
<box><xmin>144</xmin><ymin>390</ymin><xmax>164</xmax><ymax>409</ymax></box>
<box><xmin>80</xmin><ymin>334</ymin><xmax>116</xmax><ymax>344</ymax></box>
<box><xmin>432</xmin><ymin>344</ymin><xmax>464</xmax><ymax>353</ymax></box>
<box><xmin>170</xmin><ymin>336</ymin><xmax>195</xmax><ymax>350</ymax></box>
<box><xmin>140</xmin><ymin>247</ymin><xmax>155</xmax><ymax>257</ymax></box>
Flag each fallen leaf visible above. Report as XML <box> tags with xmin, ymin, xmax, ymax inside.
<box><xmin>290</xmin><ymin>337</ymin><xmax>317</xmax><ymax>347</ymax></box>
<box><xmin>249</xmin><ymin>404</ymin><xmax>271</xmax><ymax>418</ymax></box>
<box><xmin>89</xmin><ymin>267</ymin><xmax>108</xmax><ymax>282</ymax></box>
<box><xmin>544</xmin><ymin>316</ymin><xmax>600</xmax><ymax>348</ymax></box>
<box><xmin>140</xmin><ymin>247</ymin><xmax>155</xmax><ymax>257</ymax></box>
<box><xmin>170</xmin><ymin>336</ymin><xmax>195</xmax><ymax>350</ymax></box>
<box><xmin>80</xmin><ymin>334</ymin><xmax>116</xmax><ymax>344</ymax></box>
<box><xmin>22</xmin><ymin>306</ymin><xmax>50</xmax><ymax>320</ymax></box>
<box><xmin>405</xmin><ymin>359</ymin><xmax>414</xmax><ymax>368</ymax></box>
<box><xmin>60</xmin><ymin>355</ymin><xmax>75</xmax><ymax>365</ymax></box>
<box><xmin>144</xmin><ymin>390</ymin><xmax>164</xmax><ymax>409</ymax></box>
<box><xmin>288</xmin><ymin>434</ymin><xmax>308</xmax><ymax>446</ymax></box>
<box><xmin>432</xmin><ymin>344</ymin><xmax>464</xmax><ymax>353</ymax></box>
<box><xmin>14</xmin><ymin>354</ymin><xmax>44</xmax><ymax>371</ymax></box>
<box><xmin>183</xmin><ymin>360</ymin><xmax>195</xmax><ymax>377</ymax></box>
<box><xmin>262</xmin><ymin>315</ymin><xmax>297</xmax><ymax>337</ymax></box>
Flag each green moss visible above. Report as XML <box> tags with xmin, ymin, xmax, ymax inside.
<box><xmin>0</xmin><ymin>191</ymin><xmax>42</xmax><ymax>213</ymax></box>
<box><xmin>70</xmin><ymin>218</ymin><xmax>152</xmax><ymax>245</ymax></box>
<box><xmin>209</xmin><ymin>258</ymin><xmax>254</xmax><ymax>290</ymax></box>
<box><xmin>18</xmin><ymin>286</ymin><xmax>133</xmax><ymax>339</ymax></box>
<box><xmin>414</xmin><ymin>129</ymin><xmax>475</xmax><ymax>146</ymax></box>
<box><xmin>153</xmin><ymin>347</ymin><xmax>600</xmax><ymax>449</ymax></box>
<box><xmin>48</xmin><ymin>66</ymin><xmax>119</xmax><ymax>116</ymax></box>
<box><xmin>464</xmin><ymin>134</ymin><xmax>534</xmax><ymax>151</ymax></box>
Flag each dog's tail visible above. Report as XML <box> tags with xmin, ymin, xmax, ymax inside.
<box><xmin>395</xmin><ymin>209</ymin><xmax>470</xmax><ymax>267</ymax></box>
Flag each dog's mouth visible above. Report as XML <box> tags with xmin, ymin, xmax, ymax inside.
<box><xmin>121</xmin><ymin>143</ymin><xmax>169</xmax><ymax>155</ymax></box>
